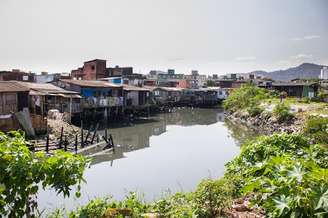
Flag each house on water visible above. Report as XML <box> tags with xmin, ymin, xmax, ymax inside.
<box><xmin>0</xmin><ymin>81</ymin><xmax>48</xmax><ymax>135</ymax></box>
<box><xmin>150</xmin><ymin>87</ymin><xmax>183</xmax><ymax>105</ymax></box>
<box><xmin>17</xmin><ymin>82</ymin><xmax>82</xmax><ymax>122</ymax></box>
<box><xmin>0</xmin><ymin>81</ymin><xmax>29</xmax><ymax>132</ymax></box>
<box><xmin>55</xmin><ymin>79</ymin><xmax>123</xmax><ymax>123</ymax></box>
<box><xmin>123</xmin><ymin>85</ymin><xmax>151</xmax><ymax>114</ymax></box>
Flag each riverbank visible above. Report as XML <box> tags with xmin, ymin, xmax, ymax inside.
<box><xmin>225</xmin><ymin>98</ymin><xmax>328</xmax><ymax>135</ymax></box>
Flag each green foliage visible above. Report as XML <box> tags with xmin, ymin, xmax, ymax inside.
<box><xmin>303</xmin><ymin>116</ymin><xmax>328</xmax><ymax>145</ymax></box>
<box><xmin>226</xmin><ymin>133</ymin><xmax>328</xmax><ymax>217</ymax></box>
<box><xmin>247</xmin><ymin>104</ymin><xmax>264</xmax><ymax>117</ymax></box>
<box><xmin>317</xmin><ymin>91</ymin><xmax>327</xmax><ymax>102</ymax></box>
<box><xmin>67</xmin><ymin>192</ymin><xmax>150</xmax><ymax>218</ymax></box>
<box><xmin>152</xmin><ymin>192</ymin><xmax>194</xmax><ymax>218</ymax></box>
<box><xmin>193</xmin><ymin>178</ymin><xmax>233</xmax><ymax>217</ymax></box>
<box><xmin>0</xmin><ymin>131</ymin><xmax>89</xmax><ymax>217</ymax></box>
<box><xmin>273</xmin><ymin>103</ymin><xmax>294</xmax><ymax>122</ymax></box>
<box><xmin>206</xmin><ymin>80</ymin><xmax>216</xmax><ymax>87</ymax></box>
<box><xmin>223</xmin><ymin>84</ymin><xmax>269</xmax><ymax>113</ymax></box>
<box><xmin>68</xmin><ymin>198</ymin><xmax>109</xmax><ymax>218</ymax></box>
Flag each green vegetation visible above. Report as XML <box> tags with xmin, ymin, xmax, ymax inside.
<box><xmin>226</xmin><ymin>133</ymin><xmax>328</xmax><ymax>217</ymax></box>
<box><xmin>223</xmin><ymin>84</ymin><xmax>270</xmax><ymax>113</ymax></box>
<box><xmin>273</xmin><ymin>102</ymin><xmax>294</xmax><ymax>122</ymax></box>
<box><xmin>0</xmin><ymin>131</ymin><xmax>89</xmax><ymax>217</ymax></box>
<box><xmin>2</xmin><ymin>87</ymin><xmax>328</xmax><ymax>217</ymax></box>
<box><xmin>206</xmin><ymin>80</ymin><xmax>216</xmax><ymax>87</ymax></box>
<box><xmin>46</xmin><ymin>133</ymin><xmax>328</xmax><ymax>218</ymax></box>
<box><xmin>304</xmin><ymin>116</ymin><xmax>328</xmax><ymax>145</ymax></box>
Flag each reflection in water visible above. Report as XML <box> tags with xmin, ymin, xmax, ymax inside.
<box><xmin>93</xmin><ymin>108</ymin><xmax>226</xmax><ymax>165</ymax></box>
<box><xmin>224</xmin><ymin>119</ymin><xmax>259</xmax><ymax>146</ymax></box>
<box><xmin>38</xmin><ymin>108</ymin><xmax>256</xmax><ymax>212</ymax></box>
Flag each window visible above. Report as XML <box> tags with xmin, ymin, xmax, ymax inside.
<box><xmin>91</xmin><ymin>65</ymin><xmax>95</xmax><ymax>70</ymax></box>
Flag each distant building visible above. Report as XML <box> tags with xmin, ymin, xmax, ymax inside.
<box><xmin>107</xmin><ymin>66</ymin><xmax>133</xmax><ymax>77</ymax></box>
<box><xmin>0</xmin><ymin>69</ymin><xmax>35</xmax><ymax>82</ymax></box>
<box><xmin>215</xmin><ymin>79</ymin><xmax>247</xmax><ymax>88</ymax></box>
<box><xmin>259</xmin><ymin>82</ymin><xmax>319</xmax><ymax>98</ymax></box>
<box><xmin>168</xmin><ymin>69</ymin><xmax>175</xmax><ymax>75</ymax></box>
<box><xmin>184</xmin><ymin>71</ymin><xmax>207</xmax><ymax>88</ymax></box>
<box><xmin>320</xmin><ymin>67</ymin><xmax>328</xmax><ymax>80</ymax></box>
<box><xmin>71</xmin><ymin>59</ymin><xmax>107</xmax><ymax>80</ymax></box>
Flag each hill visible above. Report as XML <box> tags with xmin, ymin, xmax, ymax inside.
<box><xmin>249</xmin><ymin>63</ymin><xmax>326</xmax><ymax>81</ymax></box>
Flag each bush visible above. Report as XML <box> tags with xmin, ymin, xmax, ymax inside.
<box><xmin>0</xmin><ymin>131</ymin><xmax>89</xmax><ymax>217</ymax></box>
<box><xmin>69</xmin><ymin>198</ymin><xmax>109</xmax><ymax>218</ymax></box>
<box><xmin>66</xmin><ymin>192</ymin><xmax>150</xmax><ymax>218</ymax></box>
<box><xmin>247</xmin><ymin>104</ymin><xmax>264</xmax><ymax>117</ymax></box>
<box><xmin>273</xmin><ymin>103</ymin><xmax>294</xmax><ymax>122</ymax></box>
<box><xmin>193</xmin><ymin>178</ymin><xmax>233</xmax><ymax>217</ymax></box>
<box><xmin>225</xmin><ymin>133</ymin><xmax>328</xmax><ymax>217</ymax></box>
<box><xmin>303</xmin><ymin>116</ymin><xmax>328</xmax><ymax>145</ymax></box>
<box><xmin>223</xmin><ymin>84</ymin><xmax>269</xmax><ymax>113</ymax></box>
<box><xmin>152</xmin><ymin>192</ymin><xmax>194</xmax><ymax>218</ymax></box>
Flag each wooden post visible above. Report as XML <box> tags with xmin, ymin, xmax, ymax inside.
<box><xmin>64</xmin><ymin>136</ymin><xmax>68</xmax><ymax>151</ymax></box>
<box><xmin>91</xmin><ymin>123</ymin><xmax>99</xmax><ymax>144</ymax></box>
<box><xmin>84</xmin><ymin>124</ymin><xmax>93</xmax><ymax>144</ymax></box>
<box><xmin>69</xmin><ymin>95</ymin><xmax>73</xmax><ymax>124</ymax></box>
<box><xmin>46</xmin><ymin>135</ymin><xmax>49</xmax><ymax>153</ymax></box>
<box><xmin>58</xmin><ymin>126</ymin><xmax>63</xmax><ymax>149</ymax></box>
<box><xmin>109</xmin><ymin>134</ymin><xmax>115</xmax><ymax>151</ymax></box>
<box><xmin>75</xmin><ymin>134</ymin><xmax>78</xmax><ymax>153</ymax></box>
<box><xmin>81</xmin><ymin>120</ymin><xmax>84</xmax><ymax>148</ymax></box>
<box><xmin>104</xmin><ymin>128</ymin><xmax>108</xmax><ymax>141</ymax></box>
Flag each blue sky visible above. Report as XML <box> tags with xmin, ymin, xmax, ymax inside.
<box><xmin>0</xmin><ymin>0</ymin><xmax>327</xmax><ymax>75</ymax></box>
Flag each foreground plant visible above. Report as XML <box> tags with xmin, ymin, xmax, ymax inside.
<box><xmin>0</xmin><ymin>131</ymin><xmax>89</xmax><ymax>217</ymax></box>
<box><xmin>226</xmin><ymin>133</ymin><xmax>328</xmax><ymax>217</ymax></box>
<box><xmin>303</xmin><ymin>115</ymin><xmax>328</xmax><ymax>145</ymax></box>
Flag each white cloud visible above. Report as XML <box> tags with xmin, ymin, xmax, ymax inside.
<box><xmin>234</xmin><ymin>56</ymin><xmax>256</xmax><ymax>62</ymax></box>
<box><xmin>290</xmin><ymin>54</ymin><xmax>313</xmax><ymax>60</ymax></box>
<box><xmin>290</xmin><ymin>35</ymin><xmax>320</xmax><ymax>41</ymax></box>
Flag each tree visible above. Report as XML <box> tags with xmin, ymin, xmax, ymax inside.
<box><xmin>0</xmin><ymin>131</ymin><xmax>89</xmax><ymax>217</ymax></box>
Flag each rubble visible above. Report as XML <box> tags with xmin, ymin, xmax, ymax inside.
<box><xmin>47</xmin><ymin>110</ymin><xmax>86</xmax><ymax>142</ymax></box>
<box><xmin>224</xmin><ymin>195</ymin><xmax>266</xmax><ymax>218</ymax></box>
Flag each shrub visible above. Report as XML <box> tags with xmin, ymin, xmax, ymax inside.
<box><xmin>223</xmin><ymin>84</ymin><xmax>269</xmax><ymax>113</ymax></box>
<box><xmin>67</xmin><ymin>192</ymin><xmax>150</xmax><ymax>218</ymax></box>
<box><xmin>152</xmin><ymin>192</ymin><xmax>194</xmax><ymax>218</ymax></box>
<box><xmin>0</xmin><ymin>131</ymin><xmax>89</xmax><ymax>217</ymax></box>
<box><xmin>69</xmin><ymin>198</ymin><xmax>109</xmax><ymax>218</ymax></box>
<box><xmin>273</xmin><ymin>103</ymin><xmax>294</xmax><ymax>122</ymax></box>
<box><xmin>226</xmin><ymin>133</ymin><xmax>328</xmax><ymax>217</ymax></box>
<box><xmin>193</xmin><ymin>178</ymin><xmax>233</xmax><ymax>217</ymax></box>
<box><xmin>247</xmin><ymin>104</ymin><xmax>264</xmax><ymax>117</ymax></box>
<box><xmin>303</xmin><ymin>116</ymin><xmax>328</xmax><ymax>145</ymax></box>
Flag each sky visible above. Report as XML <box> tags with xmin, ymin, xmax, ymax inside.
<box><xmin>0</xmin><ymin>0</ymin><xmax>327</xmax><ymax>75</ymax></box>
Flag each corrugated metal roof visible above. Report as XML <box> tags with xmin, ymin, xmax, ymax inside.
<box><xmin>272</xmin><ymin>82</ymin><xmax>318</xmax><ymax>87</ymax></box>
<box><xmin>17</xmin><ymin>82</ymin><xmax>80</xmax><ymax>96</ymax></box>
<box><xmin>60</xmin><ymin>79</ymin><xmax>122</xmax><ymax>88</ymax></box>
<box><xmin>153</xmin><ymin>87</ymin><xmax>184</xmax><ymax>92</ymax></box>
<box><xmin>0</xmin><ymin>81</ymin><xmax>29</xmax><ymax>92</ymax></box>
<box><xmin>123</xmin><ymin>85</ymin><xmax>150</xmax><ymax>91</ymax></box>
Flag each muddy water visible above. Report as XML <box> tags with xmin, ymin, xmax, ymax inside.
<box><xmin>38</xmin><ymin>108</ymin><xmax>256</xmax><ymax>212</ymax></box>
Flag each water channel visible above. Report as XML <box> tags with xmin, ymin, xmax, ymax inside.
<box><xmin>38</xmin><ymin>107</ymin><xmax>257</xmax><ymax>212</ymax></box>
